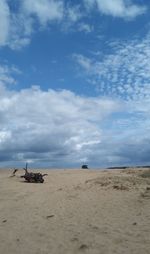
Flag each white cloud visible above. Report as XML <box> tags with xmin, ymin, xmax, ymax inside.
<box><xmin>9</xmin><ymin>37</ymin><xmax>31</xmax><ymax>50</ymax></box>
<box><xmin>84</xmin><ymin>0</ymin><xmax>147</xmax><ymax>19</ymax></box>
<box><xmin>0</xmin><ymin>1</ymin><xmax>87</xmax><ymax>49</ymax></box>
<box><xmin>22</xmin><ymin>0</ymin><xmax>64</xmax><ymax>25</ymax></box>
<box><xmin>74</xmin><ymin>33</ymin><xmax>150</xmax><ymax>103</ymax></box>
<box><xmin>0</xmin><ymin>0</ymin><xmax>10</xmax><ymax>46</ymax></box>
<box><xmin>66</xmin><ymin>4</ymin><xmax>82</xmax><ymax>23</ymax></box>
<box><xmin>0</xmin><ymin>130</ymin><xmax>11</xmax><ymax>144</ymax></box>
<box><xmin>0</xmin><ymin>0</ymin><xmax>147</xmax><ymax>50</ymax></box>
<box><xmin>78</xmin><ymin>23</ymin><xmax>93</xmax><ymax>33</ymax></box>
<box><xmin>0</xmin><ymin>0</ymin><xmax>33</xmax><ymax>49</ymax></box>
<box><xmin>8</xmin><ymin>13</ymin><xmax>33</xmax><ymax>50</ymax></box>
<box><xmin>0</xmin><ymin>69</ymin><xmax>120</xmax><ymax>166</ymax></box>
<box><xmin>73</xmin><ymin>33</ymin><xmax>150</xmax><ymax>167</ymax></box>
<box><xmin>73</xmin><ymin>54</ymin><xmax>92</xmax><ymax>71</ymax></box>
<box><xmin>0</xmin><ymin>0</ymin><xmax>60</xmax><ymax>49</ymax></box>
<box><xmin>0</xmin><ymin>65</ymin><xmax>19</xmax><ymax>86</ymax></box>
<box><xmin>0</xmin><ymin>0</ymin><xmax>64</xmax><ymax>49</ymax></box>
<box><xmin>1</xmin><ymin>64</ymin><xmax>150</xmax><ymax>167</ymax></box>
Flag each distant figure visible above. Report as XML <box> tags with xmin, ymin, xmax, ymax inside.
<box><xmin>12</xmin><ymin>168</ymin><xmax>18</xmax><ymax>176</ymax></box>
<box><xmin>82</xmin><ymin>164</ymin><xmax>88</xmax><ymax>169</ymax></box>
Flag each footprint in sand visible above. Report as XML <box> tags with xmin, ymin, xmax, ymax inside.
<box><xmin>79</xmin><ymin>244</ymin><xmax>89</xmax><ymax>251</ymax></box>
<box><xmin>46</xmin><ymin>215</ymin><xmax>55</xmax><ymax>219</ymax></box>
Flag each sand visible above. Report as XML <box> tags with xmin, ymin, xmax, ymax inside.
<box><xmin>0</xmin><ymin>168</ymin><xmax>150</xmax><ymax>254</ymax></box>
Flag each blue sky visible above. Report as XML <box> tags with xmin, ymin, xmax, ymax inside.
<box><xmin>0</xmin><ymin>0</ymin><xmax>150</xmax><ymax>168</ymax></box>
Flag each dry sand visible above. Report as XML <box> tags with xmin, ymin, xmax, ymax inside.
<box><xmin>0</xmin><ymin>168</ymin><xmax>150</xmax><ymax>254</ymax></box>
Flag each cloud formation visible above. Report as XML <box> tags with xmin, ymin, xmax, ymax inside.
<box><xmin>84</xmin><ymin>0</ymin><xmax>147</xmax><ymax>19</ymax></box>
<box><xmin>74</xmin><ymin>33</ymin><xmax>150</xmax><ymax>103</ymax></box>
<box><xmin>72</xmin><ymin>32</ymin><xmax>150</xmax><ymax>167</ymax></box>
<box><xmin>0</xmin><ymin>69</ymin><xmax>121</xmax><ymax>167</ymax></box>
<box><xmin>23</xmin><ymin>0</ymin><xmax>64</xmax><ymax>25</ymax></box>
<box><xmin>0</xmin><ymin>0</ymin><xmax>147</xmax><ymax>49</ymax></box>
<box><xmin>1</xmin><ymin>64</ymin><xmax>150</xmax><ymax>168</ymax></box>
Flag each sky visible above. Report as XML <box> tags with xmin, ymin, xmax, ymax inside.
<box><xmin>0</xmin><ymin>0</ymin><xmax>150</xmax><ymax>168</ymax></box>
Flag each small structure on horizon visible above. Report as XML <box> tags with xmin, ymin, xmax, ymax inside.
<box><xmin>81</xmin><ymin>164</ymin><xmax>88</xmax><ymax>169</ymax></box>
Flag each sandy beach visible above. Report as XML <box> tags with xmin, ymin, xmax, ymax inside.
<box><xmin>0</xmin><ymin>168</ymin><xmax>150</xmax><ymax>254</ymax></box>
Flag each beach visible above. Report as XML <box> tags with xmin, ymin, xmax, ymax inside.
<box><xmin>0</xmin><ymin>168</ymin><xmax>150</xmax><ymax>254</ymax></box>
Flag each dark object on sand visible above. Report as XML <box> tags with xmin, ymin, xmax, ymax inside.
<box><xmin>82</xmin><ymin>164</ymin><xmax>88</xmax><ymax>169</ymax></box>
<box><xmin>21</xmin><ymin>163</ymin><xmax>48</xmax><ymax>183</ymax></box>
<box><xmin>10</xmin><ymin>168</ymin><xmax>18</xmax><ymax>177</ymax></box>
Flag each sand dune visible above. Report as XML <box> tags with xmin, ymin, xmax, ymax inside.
<box><xmin>0</xmin><ymin>168</ymin><xmax>150</xmax><ymax>254</ymax></box>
